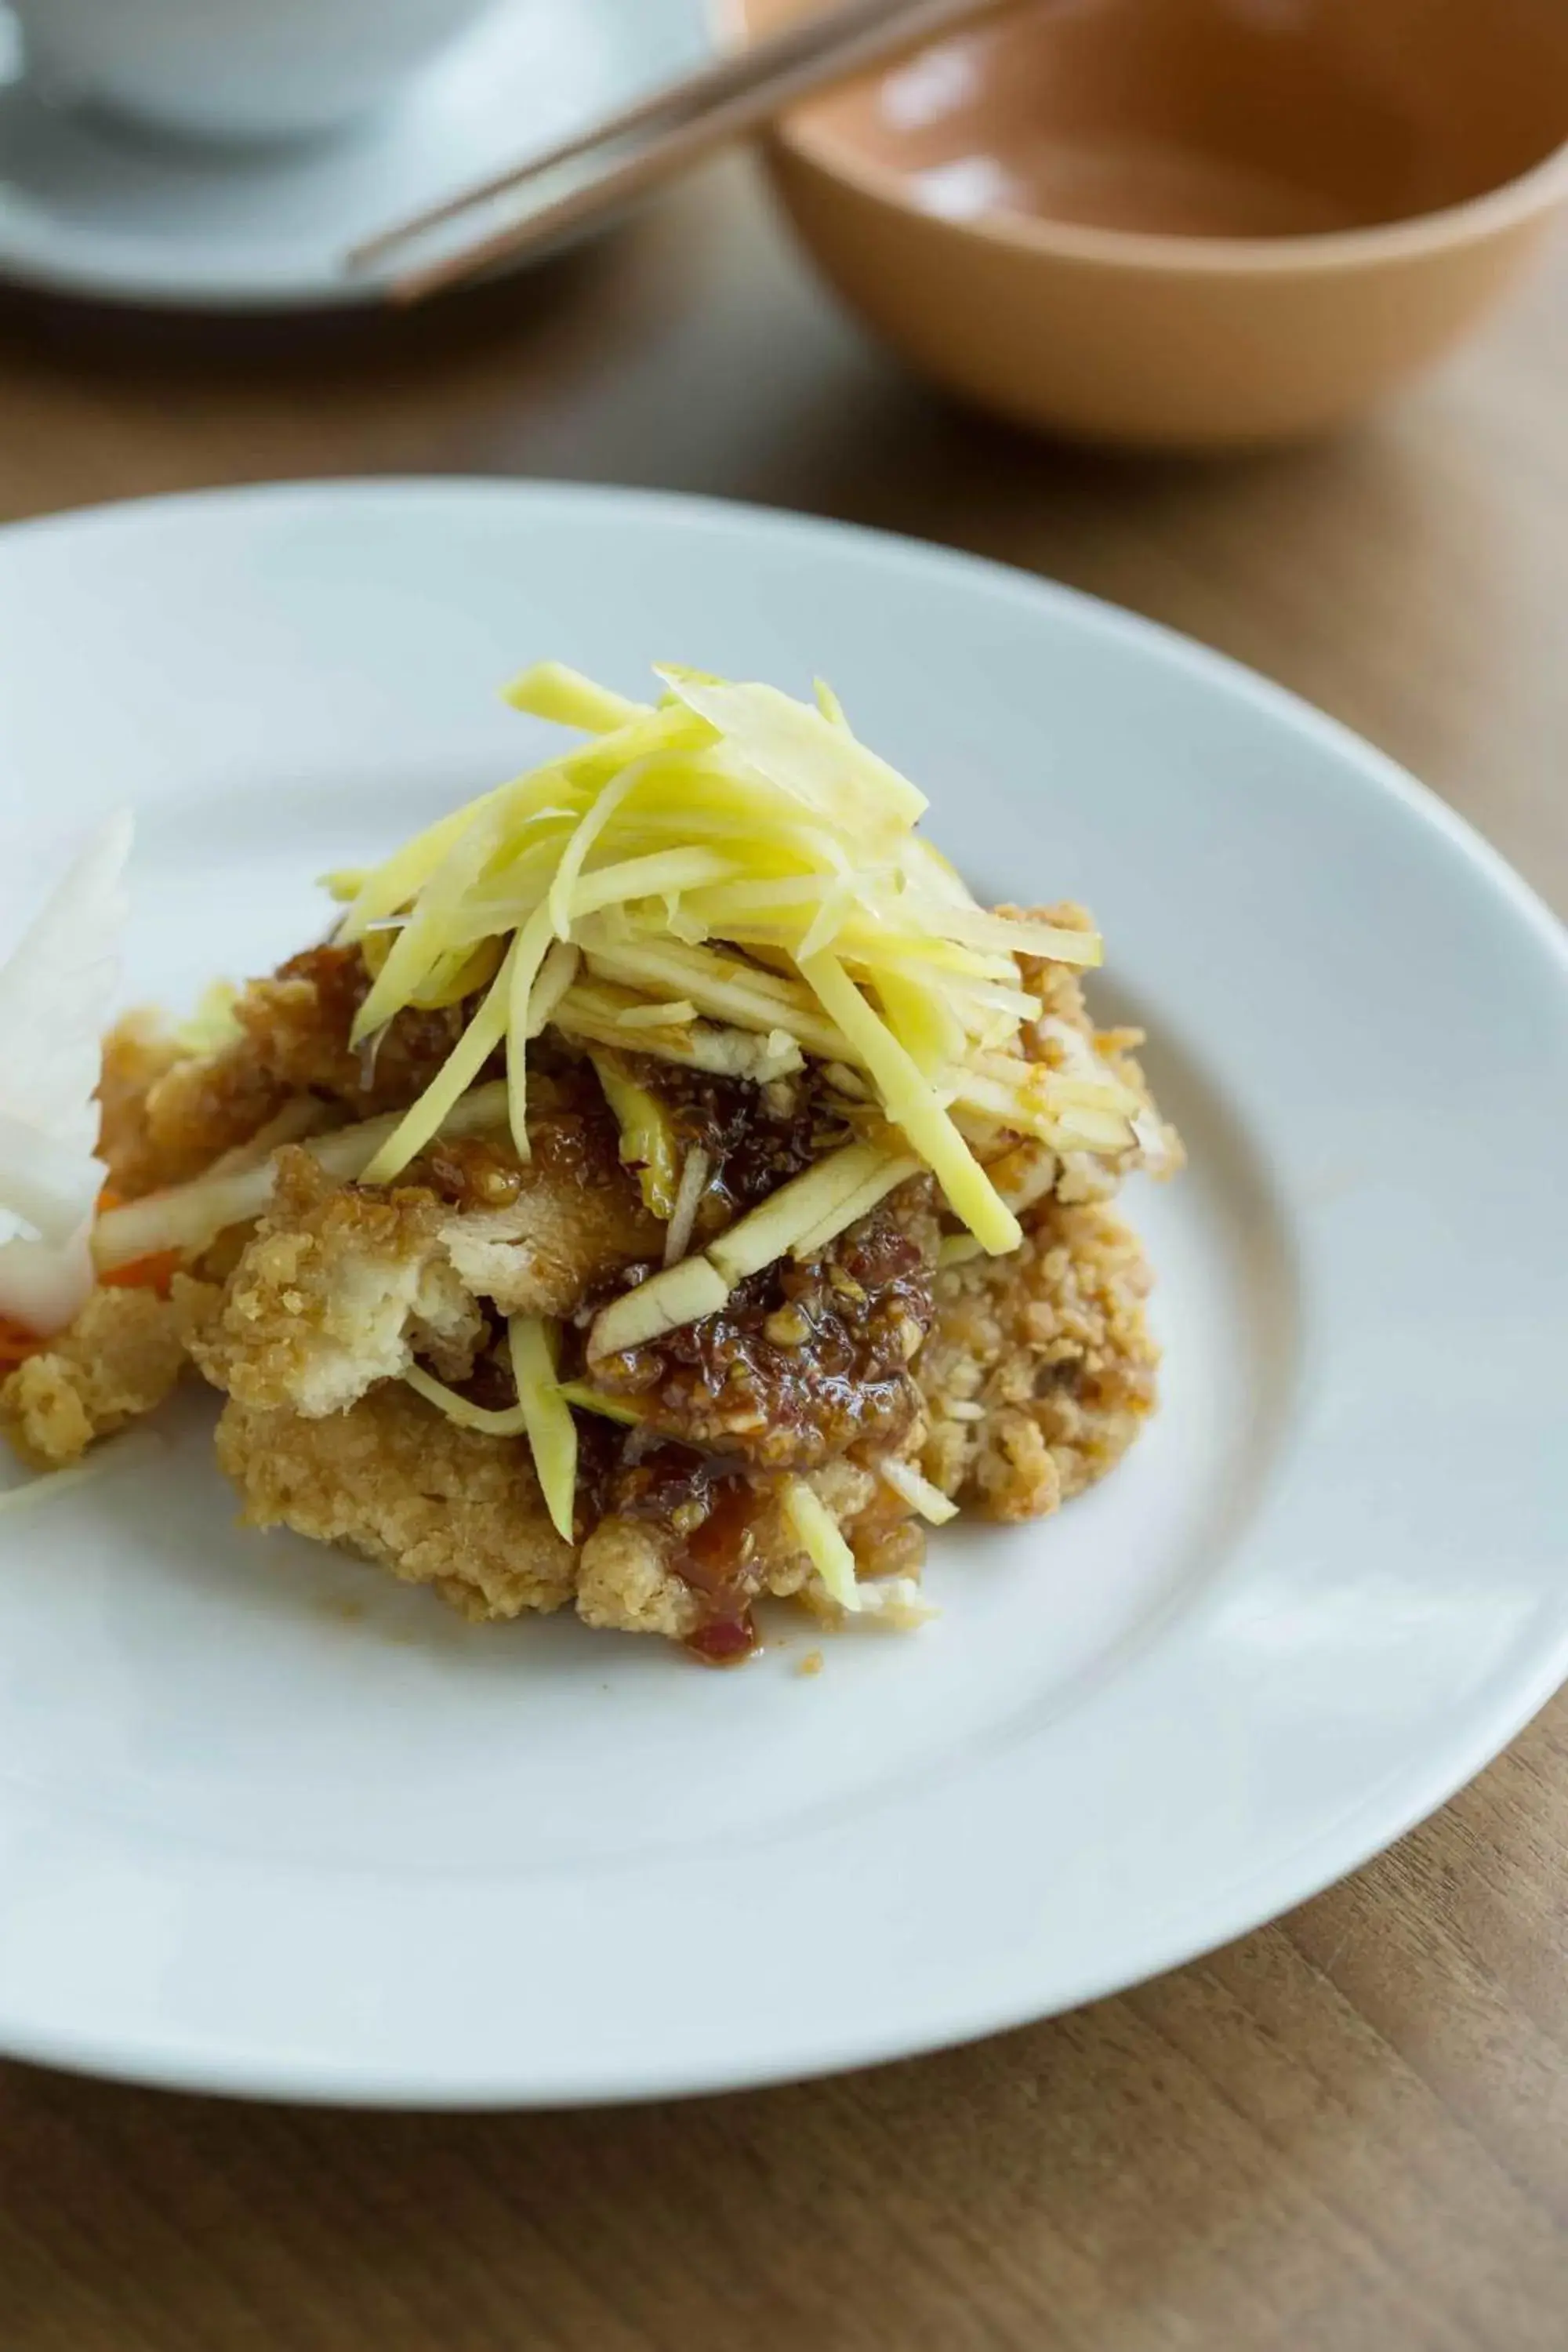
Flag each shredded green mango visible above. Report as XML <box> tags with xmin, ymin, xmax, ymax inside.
<box><xmin>325</xmin><ymin>662</ymin><xmax>1130</xmax><ymax>1295</ymax></box>
<box><xmin>590</xmin><ymin>1053</ymin><xmax>681</xmax><ymax>1219</ymax></box>
<box><xmin>509</xmin><ymin>1315</ymin><xmax>577</xmax><ymax>1542</ymax></box>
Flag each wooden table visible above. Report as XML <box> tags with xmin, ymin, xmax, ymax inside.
<box><xmin>1</xmin><ymin>161</ymin><xmax>1564</xmax><ymax>2352</ymax></box>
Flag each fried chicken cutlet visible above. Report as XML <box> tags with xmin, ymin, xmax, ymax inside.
<box><xmin>1</xmin><ymin>660</ymin><xmax>1181</xmax><ymax>1663</ymax></box>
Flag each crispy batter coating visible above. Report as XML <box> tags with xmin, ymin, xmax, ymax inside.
<box><xmin>234</xmin><ymin>946</ymin><xmax>478</xmax><ymax>1119</ymax></box>
<box><xmin>574</xmin><ymin>1515</ymin><xmax>702</xmax><ymax>1640</ymax></box>
<box><xmin>578</xmin><ymin>1455</ymin><xmax>885</xmax><ymax>1639</ymax></box>
<box><xmin>214</xmin><ymin>1381</ymin><xmax>898</xmax><ymax>1642</ymax></box>
<box><xmin>919</xmin><ymin>1196</ymin><xmax>1160</xmax><ymax>1522</ymax></box>
<box><xmin>189</xmin><ymin>1149</ymin><xmax>484</xmax><ymax>1419</ymax></box>
<box><xmin>98</xmin><ymin>1014</ymin><xmax>294</xmax><ymax>1203</ymax></box>
<box><xmin>96</xmin><ymin>947</ymin><xmax>483</xmax><ymax>1201</ymax></box>
<box><xmin>216</xmin><ymin>1384</ymin><xmax>577</xmax><ymax>1620</ymax></box>
<box><xmin>439</xmin><ymin>1171</ymin><xmax>661</xmax><ymax>1321</ymax></box>
<box><xmin>96</xmin><ymin>1012</ymin><xmax>191</xmax><ymax>1198</ymax></box>
<box><xmin>135</xmin><ymin>1051</ymin><xmax>293</xmax><ymax>1196</ymax></box>
<box><xmin>189</xmin><ymin>1127</ymin><xmax>660</xmax><ymax>1420</ymax></box>
<box><xmin>959</xmin><ymin>910</ymin><xmax>1181</xmax><ymax>1218</ymax></box>
<box><xmin>0</xmin><ymin>1276</ymin><xmax>219</xmax><ymax>1469</ymax></box>
<box><xmin>419</xmin><ymin>1068</ymin><xmax>664</xmax><ymax>1315</ymax></box>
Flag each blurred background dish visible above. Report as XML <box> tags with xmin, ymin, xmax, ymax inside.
<box><xmin>9</xmin><ymin>0</ymin><xmax>503</xmax><ymax>146</ymax></box>
<box><xmin>722</xmin><ymin>0</ymin><xmax>1568</xmax><ymax>449</ymax></box>
<box><xmin>0</xmin><ymin>0</ymin><xmax>710</xmax><ymax>309</ymax></box>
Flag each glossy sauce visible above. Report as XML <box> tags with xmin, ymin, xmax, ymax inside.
<box><xmin>612</xmin><ymin>1442</ymin><xmax>766</xmax><ymax>1664</ymax></box>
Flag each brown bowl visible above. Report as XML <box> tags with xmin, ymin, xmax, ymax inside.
<box><xmin>723</xmin><ymin>0</ymin><xmax>1568</xmax><ymax>450</ymax></box>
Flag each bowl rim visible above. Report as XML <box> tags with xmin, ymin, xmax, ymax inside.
<box><xmin>710</xmin><ymin>0</ymin><xmax>1568</xmax><ymax>277</ymax></box>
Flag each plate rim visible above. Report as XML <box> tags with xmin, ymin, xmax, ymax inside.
<box><xmin>1</xmin><ymin>474</ymin><xmax>1565</xmax><ymax>2109</ymax></box>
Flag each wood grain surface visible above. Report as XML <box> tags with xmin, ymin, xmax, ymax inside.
<box><xmin>0</xmin><ymin>158</ymin><xmax>1564</xmax><ymax>2352</ymax></box>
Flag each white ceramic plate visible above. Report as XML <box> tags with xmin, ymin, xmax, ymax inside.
<box><xmin>1</xmin><ymin>480</ymin><xmax>1564</xmax><ymax>2107</ymax></box>
<box><xmin>0</xmin><ymin>0</ymin><xmax>710</xmax><ymax>310</ymax></box>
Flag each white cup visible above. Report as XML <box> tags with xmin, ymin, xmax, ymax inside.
<box><xmin>11</xmin><ymin>0</ymin><xmax>502</xmax><ymax>144</ymax></box>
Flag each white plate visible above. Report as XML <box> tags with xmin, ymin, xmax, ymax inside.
<box><xmin>0</xmin><ymin>0</ymin><xmax>710</xmax><ymax>310</ymax></box>
<box><xmin>0</xmin><ymin>480</ymin><xmax>1564</xmax><ymax>2107</ymax></box>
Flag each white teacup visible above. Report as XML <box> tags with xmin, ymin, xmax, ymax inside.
<box><xmin>11</xmin><ymin>0</ymin><xmax>502</xmax><ymax>144</ymax></box>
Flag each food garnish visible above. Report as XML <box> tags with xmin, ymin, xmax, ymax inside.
<box><xmin>0</xmin><ymin>813</ymin><xmax>132</xmax><ymax>1337</ymax></box>
<box><xmin>331</xmin><ymin>662</ymin><xmax>1133</xmax><ymax>1271</ymax></box>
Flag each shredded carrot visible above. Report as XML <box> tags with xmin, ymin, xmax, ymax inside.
<box><xmin>100</xmin><ymin>1250</ymin><xmax>182</xmax><ymax>1298</ymax></box>
<box><xmin>0</xmin><ymin>1318</ymin><xmax>42</xmax><ymax>1367</ymax></box>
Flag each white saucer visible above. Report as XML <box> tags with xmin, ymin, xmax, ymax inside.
<box><xmin>0</xmin><ymin>0</ymin><xmax>711</xmax><ymax>310</ymax></box>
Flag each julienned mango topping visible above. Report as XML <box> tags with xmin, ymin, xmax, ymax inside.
<box><xmin>327</xmin><ymin>662</ymin><xmax>1133</xmax><ymax>1318</ymax></box>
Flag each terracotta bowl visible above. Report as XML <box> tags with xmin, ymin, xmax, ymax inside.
<box><xmin>721</xmin><ymin>0</ymin><xmax>1568</xmax><ymax>450</ymax></box>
